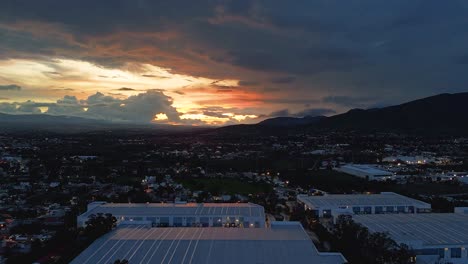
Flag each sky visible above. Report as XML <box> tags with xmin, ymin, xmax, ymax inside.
<box><xmin>0</xmin><ymin>0</ymin><xmax>468</xmax><ymax>126</ymax></box>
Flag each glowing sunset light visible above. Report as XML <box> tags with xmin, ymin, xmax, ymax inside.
<box><xmin>153</xmin><ymin>113</ymin><xmax>169</xmax><ymax>121</ymax></box>
<box><xmin>1</xmin><ymin>1</ymin><xmax>459</xmax><ymax>125</ymax></box>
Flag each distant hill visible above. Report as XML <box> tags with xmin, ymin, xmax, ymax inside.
<box><xmin>318</xmin><ymin>92</ymin><xmax>468</xmax><ymax>133</ymax></box>
<box><xmin>2</xmin><ymin>92</ymin><xmax>467</xmax><ymax>135</ymax></box>
<box><xmin>0</xmin><ymin>113</ymin><xmax>108</xmax><ymax>131</ymax></box>
<box><xmin>0</xmin><ymin>113</ymin><xmax>205</xmax><ymax>133</ymax></box>
<box><xmin>258</xmin><ymin>115</ymin><xmax>325</xmax><ymax>127</ymax></box>
<box><xmin>215</xmin><ymin>92</ymin><xmax>468</xmax><ymax>135</ymax></box>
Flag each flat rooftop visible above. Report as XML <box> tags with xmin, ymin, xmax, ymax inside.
<box><xmin>71</xmin><ymin>223</ymin><xmax>346</xmax><ymax>264</ymax></box>
<box><xmin>339</xmin><ymin>164</ymin><xmax>392</xmax><ymax>175</ymax></box>
<box><xmin>297</xmin><ymin>192</ymin><xmax>430</xmax><ymax>208</ymax></box>
<box><xmin>353</xmin><ymin>213</ymin><xmax>468</xmax><ymax>247</ymax></box>
<box><xmin>80</xmin><ymin>202</ymin><xmax>265</xmax><ymax>218</ymax></box>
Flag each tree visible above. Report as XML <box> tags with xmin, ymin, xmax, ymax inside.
<box><xmin>84</xmin><ymin>213</ymin><xmax>117</xmax><ymax>240</ymax></box>
<box><xmin>331</xmin><ymin>215</ymin><xmax>414</xmax><ymax>264</ymax></box>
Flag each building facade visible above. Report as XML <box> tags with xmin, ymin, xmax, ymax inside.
<box><xmin>353</xmin><ymin>213</ymin><xmax>468</xmax><ymax>264</ymax></box>
<box><xmin>334</xmin><ymin>164</ymin><xmax>394</xmax><ymax>181</ymax></box>
<box><xmin>297</xmin><ymin>192</ymin><xmax>431</xmax><ymax>220</ymax></box>
<box><xmin>77</xmin><ymin>202</ymin><xmax>266</xmax><ymax>228</ymax></box>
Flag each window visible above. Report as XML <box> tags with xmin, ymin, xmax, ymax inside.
<box><xmin>173</xmin><ymin>217</ymin><xmax>183</xmax><ymax>227</ymax></box>
<box><xmin>418</xmin><ymin>248</ymin><xmax>438</xmax><ymax>255</ymax></box>
<box><xmin>375</xmin><ymin>206</ymin><xmax>383</xmax><ymax>214</ymax></box>
<box><xmin>186</xmin><ymin>217</ymin><xmax>196</xmax><ymax>227</ymax></box>
<box><xmin>200</xmin><ymin>217</ymin><xmax>209</xmax><ymax>227</ymax></box>
<box><xmin>417</xmin><ymin>248</ymin><xmax>446</xmax><ymax>258</ymax></box>
<box><xmin>386</xmin><ymin>206</ymin><xmax>394</xmax><ymax>213</ymax></box>
<box><xmin>159</xmin><ymin>217</ymin><xmax>169</xmax><ymax>227</ymax></box>
<box><xmin>352</xmin><ymin>207</ymin><xmax>361</xmax><ymax>214</ymax></box>
<box><xmin>439</xmin><ymin>248</ymin><xmax>446</xmax><ymax>258</ymax></box>
<box><xmin>213</xmin><ymin>217</ymin><xmax>222</xmax><ymax>227</ymax></box>
<box><xmin>397</xmin><ymin>206</ymin><xmax>405</xmax><ymax>213</ymax></box>
<box><xmin>363</xmin><ymin>207</ymin><xmax>372</xmax><ymax>214</ymax></box>
<box><xmin>451</xmin><ymin>248</ymin><xmax>461</xmax><ymax>258</ymax></box>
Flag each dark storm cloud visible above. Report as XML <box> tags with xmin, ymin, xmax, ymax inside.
<box><xmin>270</xmin><ymin>76</ymin><xmax>295</xmax><ymax>84</ymax></box>
<box><xmin>264</xmin><ymin>98</ymin><xmax>320</xmax><ymax>105</ymax></box>
<box><xmin>268</xmin><ymin>108</ymin><xmax>335</xmax><ymax>118</ymax></box>
<box><xmin>455</xmin><ymin>54</ymin><xmax>468</xmax><ymax>65</ymax></box>
<box><xmin>117</xmin><ymin>87</ymin><xmax>136</xmax><ymax>91</ymax></box>
<box><xmin>1</xmin><ymin>0</ymin><xmax>468</xmax><ymax>112</ymax></box>
<box><xmin>202</xmin><ymin>111</ymin><xmax>227</xmax><ymax>118</ymax></box>
<box><xmin>269</xmin><ymin>109</ymin><xmax>290</xmax><ymax>117</ymax></box>
<box><xmin>0</xmin><ymin>84</ymin><xmax>21</xmax><ymax>91</ymax></box>
<box><xmin>294</xmin><ymin>108</ymin><xmax>336</xmax><ymax>117</ymax></box>
<box><xmin>322</xmin><ymin>96</ymin><xmax>377</xmax><ymax>108</ymax></box>
<box><xmin>0</xmin><ymin>0</ymin><xmax>214</xmax><ymax>33</ymax></box>
<box><xmin>221</xmin><ymin>38</ymin><xmax>365</xmax><ymax>74</ymax></box>
<box><xmin>238</xmin><ymin>80</ymin><xmax>259</xmax><ymax>86</ymax></box>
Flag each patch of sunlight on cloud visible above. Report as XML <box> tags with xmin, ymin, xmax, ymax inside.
<box><xmin>153</xmin><ymin>113</ymin><xmax>168</xmax><ymax>121</ymax></box>
<box><xmin>0</xmin><ymin>58</ymin><xmax>262</xmax><ymax>125</ymax></box>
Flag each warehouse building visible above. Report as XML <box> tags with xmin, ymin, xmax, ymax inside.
<box><xmin>334</xmin><ymin>164</ymin><xmax>394</xmax><ymax>181</ymax></box>
<box><xmin>353</xmin><ymin>213</ymin><xmax>468</xmax><ymax>264</ymax></box>
<box><xmin>71</xmin><ymin>222</ymin><xmax>347</xmax><ymax>264</ymax></box>
<box><xmin>297</xmin><ymin>192</ymin><xmax>431</xmax><ymax>219</ymax></box>
<box><xmin>77</xmin><ymin>202</ymin><xmax>266</xmax><ymax>228</ymax></box>
<box><xmin>455</xmin><ymin>207</ymin><xmax>468</xmax><ymax>214</ymax></box>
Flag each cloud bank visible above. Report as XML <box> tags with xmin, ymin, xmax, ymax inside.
<box><xmin>0</xmin><ymin>90</ymin><xmax>181</xmax><ymax>123</ymax></box>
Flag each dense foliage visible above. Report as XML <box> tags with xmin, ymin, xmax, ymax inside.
<box><xmin>330</xmin><ymin>215</ymin><xmax>414</xmax><ymax>264</ymax></box>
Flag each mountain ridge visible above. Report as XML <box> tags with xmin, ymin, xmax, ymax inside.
<box><xmin>1</xmin><ymin>92</ymin><xmax>467</xmax><ymax>134</ymax></box>
<box><xmin>216</xmin><ymin>92</ymin><xmax>468</xmax><ymax>135</ymax></box>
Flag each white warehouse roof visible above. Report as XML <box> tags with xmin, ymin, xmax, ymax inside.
<box><xmin>338</xmin><ymin>164</ymin><xmax>393</xmax><ymax>176</ymax></box>
<box><xmin>353</xmin><ymin>213</ymin><xmax>468</xmax><ymax>247</ymax></box>
<box><xmin>297</xmin><ymin>192</ymin><xmax>430</xmax><ymax>209</ymax></box>
<box><xmin>80</xmin><ymin>202</ymin><xmax>265</xmax><ymax>218</ymax></box>
<box><xmin>71</xmin><ymin>222</ymin><xmax>346</xmax><ymax>264</ymax></box>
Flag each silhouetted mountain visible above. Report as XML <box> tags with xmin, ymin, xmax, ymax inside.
<box><xmin>212</xmin><ymin>117</ymin><xmax>324</xmax><ymax>137</ymax></box>
<box><xmin>0</xmin><ymin>113</ymin><xmax>109</xmax><ymax>131</ymax></box>
<box><xmin>215</xmin><ymin>92</ymin><xmax>468</xmax><ymax>136</ymax></box>
<box><xmin>318</xmin><ymin>92</ymin><xmax>468</xmax><ymax>133</ymax></box>
<box><xmin>2</xmin><ymin>93</ymin><xmax>467</xmax><ymax>135</ymax></box>
<box><xmin>258</xmin><ymin>115</ymin><xmax>325</xmax><ymax>127</ymax></box>
<box><xmin>0</xmin><ymin>113</ymin><xmax>205</xmax><ymax>133</ymax></box>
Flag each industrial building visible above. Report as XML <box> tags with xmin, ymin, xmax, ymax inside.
<box><xmin>353</xmin><ymin>213</ymin><xmax>468</xmax><ymax>264</ymax></box>
<box><xmin>455</xmin><ymin>207</ymin><xmax>468</xmax><ymax>214</ymax></box>
<box><xmin>77</xmin><ymin>202</ymin><xmax>266</xmax><ymax>228</ymax></box>
<box><xmin>73</xmin><ymin>204</ymin><xmax>347</xmax><ymax>264</ymax></box>
<box><xmin>297</xmin><ymin>192</ymin><xmax>431</xmax><ymax>219</ymax></box>
<box><xmin>71</xmin><ymin>222</ymin><xmax>346</xmax><ymax>264</ymax></box>
<box><xmin>334</xmin><ymin>164</ymin><xmax>394</xmax><ymax>181</ymax></box>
